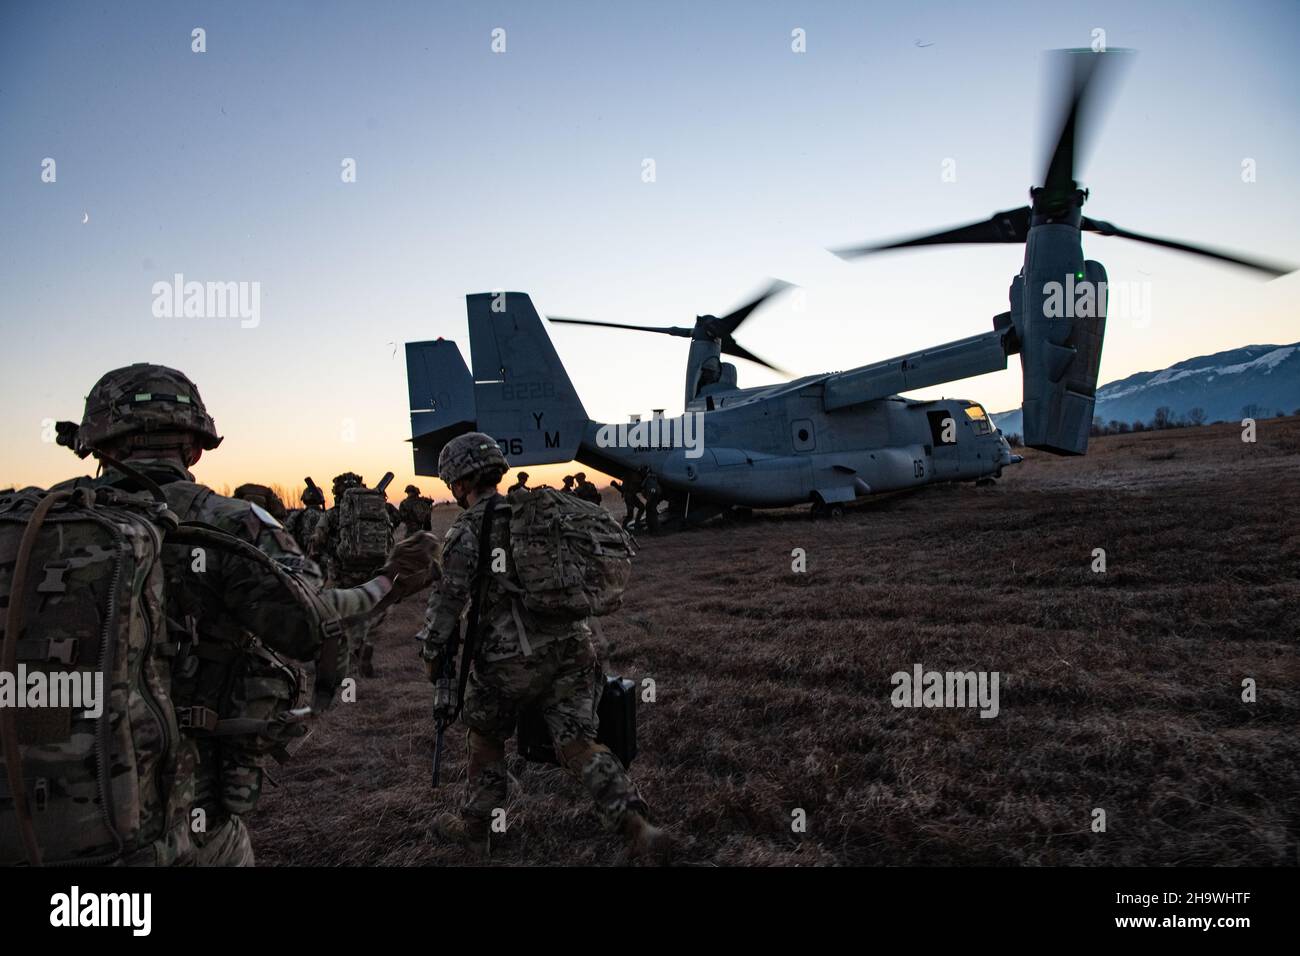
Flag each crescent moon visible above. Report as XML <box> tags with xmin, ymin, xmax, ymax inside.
<box><xmin>81</xmin><ymin>212</ymin><xmax>89</xmax><ymax>224</ymax></box>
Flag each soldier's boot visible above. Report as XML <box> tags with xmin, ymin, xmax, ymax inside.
<box><xmin>558</xmin><ymin>737</ymin><xmax>670</xmax><ymax>862</ymax></box>
<box><xmin>432</xmin><ymin>811</ymin><xmax>490</xmax><ymax>860</ymax></box>
<box><xmin>444</xmin><ymin>728</ymin><xmax>508</xmax><ymax>858</ymax></box>
<box><xmin>623</xmin><ymin>811</ymin><xmax>674</xmax><ymax>865</ymax></box>
<box><xmin>191</xmin><ymin>815</ymin><xmax>257</xmax><ymax>867</ymax></box>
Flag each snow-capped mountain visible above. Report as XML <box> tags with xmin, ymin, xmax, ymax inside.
<box><xmin>991</xmin><ymin>343</ymin><xmax>1300</xmax><ymax>436</ymax></box>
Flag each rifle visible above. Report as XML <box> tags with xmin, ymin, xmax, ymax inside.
<box><xmin>432</xmin><ymin>494</ymin><xmax>499</xmax><ymax>787</ymax></box>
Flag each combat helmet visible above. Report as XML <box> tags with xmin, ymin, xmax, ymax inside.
<box><xmin>332</xmin><ymin>472</ymin><xmax>364</xmax><ymax>497</ymax></box>
<box><xmin>437</xmin><ymin>432</ymin><xmax>508</xmax><ymax>488</ymax></box>
<box><xmin>302</xmin><ymin>482</ymin><xmax>326</xmax><ymax>507</ymax></box>
<box><xmin>233</xmin><ymin>483</ymin><xmax>288</xmax><ymax>520</ymax></box>
<box><xmin>405</xmin><ymin>484</ymin><xmax>420</xmax><ymax>495</ymax></box>
<box><xmin>65</xmin><ymin>363</ymin><xmax>222</xmax><ymax>459</ymax></box>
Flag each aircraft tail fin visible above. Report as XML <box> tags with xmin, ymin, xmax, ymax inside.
<box><xmin>406</xmin><ymin>339</ymin><xmax>477</xmax><ymax>476</ymax></box>
<box><xmin>467</xmin><ymin>292</ymin><xmax>588</xmax><ymax>466</ymax></box>
<box><xmin>405</xmin><ymin>293</ymin><xmax>590</xmax><ymax>477</ymax></box>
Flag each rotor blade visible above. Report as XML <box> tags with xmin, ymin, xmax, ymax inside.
<box><xmin>547</xmin><ymin>317</ymin><xmax>694</xmax><ymax>338</ymax></box>
<box><xmin>831</xmin><ymin>206</ymin><xmax>1032</xmax><ymax>259</ymax></box>
<box><xmin>1082</xmin><ymin>217</ymin><xmax>1296</xmax><ymax>278</ymax></box>
<box><xmin>715</xmin><ymin>279</ymin><xmax>792</xmax><ymax>337</ymax></box>
<box><xmin>721</xmin><ymin>336</ymin><xmax>789</xmax><ymax>376</ymax></box>
<box><xmin>1040</xmin><ymin>49</ymin><xmax>1133</xmax><ymax>203</ymax></box>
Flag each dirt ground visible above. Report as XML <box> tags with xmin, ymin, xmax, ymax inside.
<box><xmin>251</xmin><ymin>417</ymin><xmax>1300</xmax><ymax>866</ymax></box>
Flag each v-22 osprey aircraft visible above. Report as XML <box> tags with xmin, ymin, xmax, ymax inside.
<box><xmin>404</xmin><ymin>50</ymin><xmax>1292</xmax><ymax>523</ymax></box>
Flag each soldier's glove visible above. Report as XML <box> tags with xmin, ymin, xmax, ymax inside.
<box><xmin>381</xmin><ymin>532</ymin><xmax>441</xmax><ymax>598</ymax></box>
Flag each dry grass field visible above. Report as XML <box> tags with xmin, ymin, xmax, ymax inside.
<box><xmin>251</xmin><ymin>418</ymin><xmax>1300</xmax><ymax>866</ymax></box>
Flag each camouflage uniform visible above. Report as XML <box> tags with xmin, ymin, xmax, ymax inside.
<box><xmin>55</xmin><ymin>458</ymin><xmax>390</xmax><ymax>865</ymax></box>
<box><xmin>573</xmin><ymin>473</ymin><xmax>602</xmax><ymax>505</ymax></box>
<box><xmin>312</xmin><ymin>502</ymin><xmax>387</xmax><ymax>675</ymax></box>
<box><xmin>52</xmin><ymin>365</ymin><xmax>406</xmax><ymax>866</ymax></box>
<box><xmin>419</xmin><ymin>437</ymin><xmax>650</xmax><ymax>839</ymax></box>
<box><xmin>398</xmin><ymin>486</ymin><xmax>432</xmax><ymax>539</ymax></box>
<box><xmin>285</xmin><ymin>504</ymin><xmax>326</xmax><ymax>553</ymax></box>
<box><xmin>641</xmin><ymin>471</ymin><xmax>662</xmax><ymax>533</ymax></box>
<box><xmin>611</xmin><ymin>473</ymin><xmax>645</xmax><ymax>530</ymax></box>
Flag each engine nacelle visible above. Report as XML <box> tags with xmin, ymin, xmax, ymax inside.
<box><xmin>1015</xmin><ymin>226</ymin><xmax>1108</xmax><ymax>455</ymax></box>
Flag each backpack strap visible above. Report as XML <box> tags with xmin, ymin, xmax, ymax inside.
<box><xmin>166</xmin><ymin>482</ymin><xmax>214</xmax><ymax>518</ymax></box>
<box><xmin>509</xmin><ymin>599</ymin><xmax>534</xmax><ymax>657</ymax></box>
<box><xmin>453</xmin><ymin>494</ymin><xmax>499</xmax><ymax>719</ymax></box>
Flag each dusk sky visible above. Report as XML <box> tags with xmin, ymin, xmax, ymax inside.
<box><xmin>2</xmin><ymin>0</ymin><xmax>1297</xmax><ymax>500</ymax></box>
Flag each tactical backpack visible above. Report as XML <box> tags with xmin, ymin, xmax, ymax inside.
<box><xmin>431</xmin><ymin>493</ymin><xmax>639</xmax><ymax>783</ymax></box>
<box><xmin>506</xmin><ymin>487</ymin><xmax>636</xmax><ymax>620</ymax></box>
<box><xmin>405</xmin><ymin>496</ymin><xmax>433</xmax><ymax>530</ymax></box>
<box><xmin>0</xmin><ymin>480</ymin><xmax>345</xmax><ymax>867</ymax></box>
<box><xmin>336</xmin><ymin>473</ymin><xmax>394</xmax><ymax>571</ymax></box>
<box><xmin>0</xmin><ymin>486</ymin><xmax>190</xmax><ymax>867</ymax></box>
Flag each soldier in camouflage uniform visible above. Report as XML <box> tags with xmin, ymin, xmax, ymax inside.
<box><xmin>312</xmin><ymin>473</ymin><xmax>388</xmax><ymax>678</ymax></box>
<box><xmin>398</xmin><ymin>484</ymin><xmax>433</xmax><ymax>539</ymax></box>
<box><xmin>610</xmin><ymin>471</ymin><xmax>645</xmax><ymax>530</ymax></box>
<box><xmin>53</xmin><ymin>365</ymin><xmax>436</xmax><ymax>866</ymax></box>
<box><xmin>284</xmin><ymin>479</ymin><xmax>327</xmax><ymax>552</ymax></box>
<box><xmin>640</xmin><ymin>466</ymin><xmax>662</xmax><ymax>534</ymax></box>
<box><xmin>506</xmin><ymin>471</ymin><xmax>529</xmax><ymax>494</ymax></box>
<box><xmin>310</xmin><ymin>472</ymin><xmax>361</xmax><ymax>583</ymax></box>
<box><xmin>573</xmin><ymin>472</ymin><xmax>603</xmax><ymax>505</ymax></box>
<box><xmin>418</xmin><ymin>433</ymin><xmax>670</xmax><ymax>861</ymax></box>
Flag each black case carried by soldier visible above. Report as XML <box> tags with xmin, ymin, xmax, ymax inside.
<box><xmin>517</xmin><ymin>676</ymin><xmax>637</xmax><ymax>769</ymax></box>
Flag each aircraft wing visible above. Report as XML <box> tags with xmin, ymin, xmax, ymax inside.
<box><xmin>823</xmin><ymin>328</ymin><xmax>1014</xmax><ymax>411</ymax></box>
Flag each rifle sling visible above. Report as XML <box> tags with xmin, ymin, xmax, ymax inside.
<box><xmin>454</xmin><ymin>494</ymin><xmax>499</xmax><ymax>720</ymax></box>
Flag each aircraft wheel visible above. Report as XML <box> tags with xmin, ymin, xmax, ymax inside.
<box><xmin>827</xmin><ymin>504</ymin><xmax>845</xmax><ymax>519</ymax></box>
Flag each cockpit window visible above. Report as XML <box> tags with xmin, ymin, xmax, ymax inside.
<box><xmin>963</xmin><ymin>404</ymin><xmax>993</xmax><ymax>435</ymax></box>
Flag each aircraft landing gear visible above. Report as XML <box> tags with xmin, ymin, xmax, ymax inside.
<box><xmin>809</xmin><ymin>498</ymin><xmax>845</xmax><ymax>519</ymax></box>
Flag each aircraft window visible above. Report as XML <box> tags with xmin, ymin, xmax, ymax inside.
<box><xmin>964</xmin><ymin>404</ymin><xmax>992</xmax><ymax>435</ymax></box>
<box><xmin>798</xmin><ymin>428</ymin><xmax>810</xmax><ymax>442</ymax></box>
